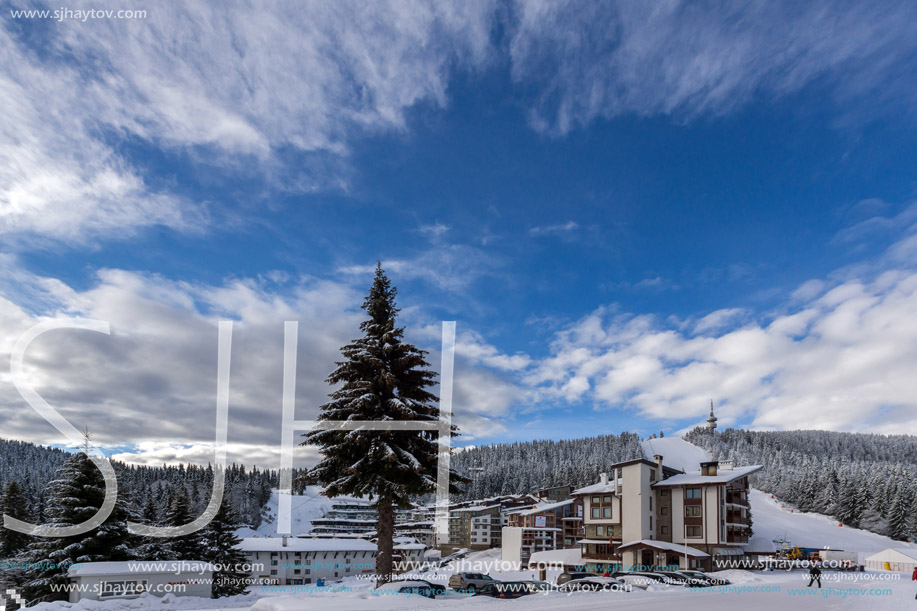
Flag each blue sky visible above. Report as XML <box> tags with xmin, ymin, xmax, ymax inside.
<box><xmin>2</xmin><ymin>1</ymin><xmax>917</xmax><ymax>467</ymax></box>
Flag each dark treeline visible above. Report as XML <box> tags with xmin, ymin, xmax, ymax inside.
<box><xmin>0</xmin><ymin>437</ymin><xmax>292</xmax><ymax>535</ymax></box>
<box><xmin>452</xmin><ymin>432</ymin><xmax>644</xmax><ymax>499</ymax></box>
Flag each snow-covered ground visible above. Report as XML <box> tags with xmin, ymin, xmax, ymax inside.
<box><xmin>235</xmin><ymin>486</ymin><xmax>337</xmax><ymax>538</ymax></box>
<box><xmin>250</xmin><ymin>568</ymin><xmax>917</xmax><ymax>610</ymax></box>
<box><xmin>747</xmin><ymin>489</ymin><xmax>917</xmax><ymax>558</ymax></box>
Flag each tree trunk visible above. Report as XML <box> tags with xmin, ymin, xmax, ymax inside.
<box><xmin>375</xmin><ymin>497</ymin><xmax>394</xmax><ymax>586</ymax></box>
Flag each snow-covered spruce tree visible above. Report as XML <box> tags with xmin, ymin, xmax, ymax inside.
<box><xmin>21</xmin><ymin>452</ymin><xmax>134</xmax><ymax>602</ymax></box>
<box><xmin>0</xmin><ymin>480</ymin><xmax>30</xmax><ymax>558</ymax></box>
<box><xmin>201</xmin><ymin>500</ymin><xmax>249</xmax><ymax>597</ymax></box>
<box><xmin>303</xmin><ymin>264</ymin><xmax>466</xmax><ymax>585</ymax></box>
<box><xmin>163</xmin><ymin>490</ymin><xmax>204</xmax><ymax>560</ymax></box>
<box><xmin>888</xmin><ymin>486</ymin><xmax>912</xmax><ymax>541</ymax></box>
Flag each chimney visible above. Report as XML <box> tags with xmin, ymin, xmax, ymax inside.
<box><xmin>599</xmin><ymin>472</ymin><xmax>608</xmax><ymax>485</ymax></box>
<box><xmin>701</xmin><ymin>461</ymin><xmax>718</xmax><ymax>476</ymax></box>
<box><xmin>282</xmin><ymin>536</ymin><xmax>288</xmax><ymax>547</ymax></box>
<box><xmin>654</xmin><ymin>454</ymin><xmax>663</xmax><ymax>473</ymax></box>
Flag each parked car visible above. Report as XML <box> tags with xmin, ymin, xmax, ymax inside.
<box><xmin>374</xmin><ymin>580</ymin><xmax>439</xmax><ymax>598</ymax></box>
<box><xmin>474</xmin><ymin>581</ymin><xmax>533</xmax><ymax>599</ymax></box>
<box><xmin>678</xmin><ymin>570</ymin><xmax>731</xmax><ymax>586</ymax></box>
<box><xmin>521</xmin><ymin>580</ymin><xmax>552</xmax><ymax>593</ymax></box>
<box><xmin>448</xmin><ymin>572</ymin><xmax>498</xmax><ymax>592</ymax></box>
<box><xmin>557</xmin><ymin>576</ymin><xmax>625</xmax><ymax>592</ymax></box>
<box><xmin>556</xmin><ymin>571</ymin><xmax>600</xmax><ymax>586</ymax></box>
<box><xmin>437</xmin><ymin>550</ymin><xmax>469</xmax><ymax>567</ymax></box>
<box><xmin>654</xmin><ymin>570</ymin><xmax>710</xmax><ymax>587</ymax></box>
<box><xmin>611</xmin><ymin>571</ymin><xmax>671</xmax><ymax>588</ymax></box>
<box><xmin>391</xmin><ymin>578</ymin><xmax>446</xmax><ymax>596</ymax></box>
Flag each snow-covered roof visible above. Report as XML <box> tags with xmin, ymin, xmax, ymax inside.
<box><xmin>641</xmin><ymin>437</ymin><xmax>713</xmax><ymax>472</ymax></box>
<box><xmin>451</xmin><ymin>504</ymin><xmax>501</xmax><ymax>513</ymax></box>
<box><xmin>864</xmin><ymin>548</ymin><xmax>917</xmax><ymax>562</ymax></box>
<box><xmin>618</xmin><ymin>540</ymin><xmax>710</xmax><ymax>558</ymax></box>
<box><xmin>652</xmin><ymin>464</ymin><xmax>762</xmax><ymax>487</ymax></box>
<box><xmin>572</xmin><ymin>482</ymin><xmax>617</xmax><ymax>495</ymax></box>
<box><xmin>578</xmin><ymin>538</ymin><xmax>617</xmax><ymax>544</ymax></box>
<box><xmin>529</xmin><ymin>548</ymin><xmax>584</xmax><ymax>567</ymax></box>
<box><xmin>513</xmin><ymin>499</ymin><xmax>574</xmax><ymax>516</ymax></box>
<box><xmin>237</xmin><ymin>537</ymin><xmax>376</xmax><ymax>552</ymax></box>
<box><xmin>68</xmin><ymin>561</ymin><xmax>216</xmax><ymax>577</ymax></box>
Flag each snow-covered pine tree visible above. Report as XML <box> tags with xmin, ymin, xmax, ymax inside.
<box><xmin>163</xmin><ymin>490</ymin><xmax>203</xmax><ymax>560</ymax></box>
<box><xmin>303</xmin><ymin>264</ymin><xmax>466</xmax><ymax>585</ymax></box>
<box><xmin>21</xmin><ymin>452</ymin><xmax>134</xmax><ymax>602</ymax></box>
<box><xmin>201</xmin><ymin>500</ymin><xmax>249</xmax><ymax>597</ymax></box>
<box><xmin>0</xmin><ymin>480</ymin><xmax>30</xmax><ymax>558</ymax></box>
<box><xmin>888</xmin><ymin>485</ymin><xmax>912</xmax><ymax>541</ymax></box>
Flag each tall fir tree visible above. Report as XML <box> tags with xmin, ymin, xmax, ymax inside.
<box><xmin>201</xmin><ymin>500</ymin><xmax>249</xmax><ymax>597</ymax></box>
<box><xmin>303</xmin><ymin>264</ymin><xmax>466</xmax><ymax>584</ymax></box>
<box><xmin>0</xmin><ymin>480</ymin><xmax>30</xmax><ymax>558</ymax></box>
<box><xmin>163</xmin><ymin>490</ymin><xmax>204</xmax><ymax>560</ymax></box>
<box><xmin>21</xmin><ymin>453</ymin><xmax>134</xmax><ymax>602</ymax></box>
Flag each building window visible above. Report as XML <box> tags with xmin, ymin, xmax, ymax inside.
<box><xmin>661</xmin><ymin>506</ymin><xmax>668</xmax><ymax>515</ymax></box>
<box><xmin>592</xmin><ymin>507</ymin><xmax>600</xmax><ymax>518</ymax></box>
<box><xmin>649</xmin><ymin>497</ymin><xmax>653</xmax><ymax>510</ymax></box>
<box><xmin>596</xmin><ymin>526</ymin><xmax>605</xmax><ymax>536</ymax></box>
<box><xmin>685</xmin><ymin>488</ymin><xmax>702</xmax><ymax>499</ymax></box>
<box><xmin>661</xmin><ymin>526</ymin><xmax>668</xmax><ymax>535</ymax></box>
<box><xmin>685</xmin><ymin>506</ymin><xmax>701</xmax><ymax>518</ymax></box>
<box><xmin>603</xmin><ymin>496</ymin><xmax>611</xmax><ymax>503</ymax></box>
<box><xmin>661</xmin><ymin>489</ymin><xmax>669</xmax><ymax>496</ymax></box>
<box><xmin>603</xmin><ymin>507</ymin><xmax>611</xmax><ymax>518</ymax></box>
<box><xmin>650</xmin><ymin>516</ymin><xmax>653</xmax><ymax>529</ymax></box>
<box><xmin>650</xmin><ymin>469</ymin><xmax>656</xmax><ymax>481</ymax></box>
<box><xmin>686</xmin><ymin>525</ymin><xmax>702</xmax><ymax>538</ymax></box>
<box><xmin>592</xmin><ymin>496</ymin><xmax>601</xmax><ymax>503</ymax></box>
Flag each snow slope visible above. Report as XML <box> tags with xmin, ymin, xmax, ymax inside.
<box><xmin>236</xmin><ymin>486</ymin><xmax>338</xmax><ymax>538</ymax></box>
<box><xmin>746</xmin><ymin>489</ymin><xmax>917</xmax><ymax>556</ymax></box>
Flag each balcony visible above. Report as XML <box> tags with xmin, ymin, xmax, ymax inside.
<box><xmin>725</xmin><ymin>512</ymin><xmax>749</xmax><ymax>525</ymax></box>
<box><xmin>725</xmin><ymin>533</ymin><xmax>748</xmax><ymax>544</ymax></box>
<box><xmin>725</xmin><ymin>491</ymin><xmax>749</xmax><ymax>506</ymax></box>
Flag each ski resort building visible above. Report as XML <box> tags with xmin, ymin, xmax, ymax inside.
<box><xmin>236</xmin><ymin>537</ymin><xmax>377</xmax><ymax>585</ymax></box>
<box><xmin>565</xmin><ymin>455</ymin><xmax>761</xmax><ymax>571</ymax></box>
<box><xmin>440</xmin><ymin>494</ymin><xmax>542</xmax><ymax>554</ymax></box>
<box><xmin>66</xmin><ymin>561</ymin><xmax>214</xmax><ymax>603</ymax></box>
<box><xmin>502</xmin><ymin>498</ymin><xmax>574</xmax><ymax>566</ymax></box>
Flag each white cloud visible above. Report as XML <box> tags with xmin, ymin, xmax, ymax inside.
<box><xmin>0</xmin><ymin>258</ymin><xmax>524</xmax><ymax>465</ymax></box>
<box><xmin>529</xmin><ymin>221</ymin><xmax>579</xmax><ymax>236</ymax></box>
<box><xmin>693</xmin><ymin>307</ymin><xmax>746</xmax><ymax>334</ymax></box>
<box><xmin>530</xmin><ymin>267</ymin><xmax>917</xmax><ymax>433</ymax></box>
<box><xmin>508</xmin><ymin>0</ymin><xmax>917</xmax><ymax>134</ymax></box>
<box><xmin>1</xmin><ymin>0</ymin><xmax>498</xmax><ymax>245</ymax></box>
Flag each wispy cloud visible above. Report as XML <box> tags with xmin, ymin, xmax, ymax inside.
<box><xmin>418</xmin><ymin>222</ymin><xmax>451</xmax><ymax>238</ymax></box>
<box><xmin>0</xmin><ymin>0</ymin><xmax>498</xmax><ymax>245</ymax></box>
<box><xmin>529</xmin><ymin>220</ymin><xmax>580</xmax><ymax>236</ymax></box>
<box><xmin>508</xmin><ymin>0</ymin><xmax>917</xmax><ymax>134</ymax></box>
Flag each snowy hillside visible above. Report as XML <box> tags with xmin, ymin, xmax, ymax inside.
<box><xmin>236</xmin><ymin>486</ymin><xmax>337</xmax><ymax>538</ymax></box>
<box><xmin>747</xmin><ymin>488</ymin><xmax>917</xmax><ymax>556</ymax></box>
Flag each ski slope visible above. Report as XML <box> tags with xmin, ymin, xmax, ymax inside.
<box><xmin>747</xmin><ymin>488</ymin><xmax>917</xmax><ymax>557</ymax></box>
<box><xmin>236</xmin><ymin>486</ymin><xmax>338</xmax><ymax>538</ymax></box>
